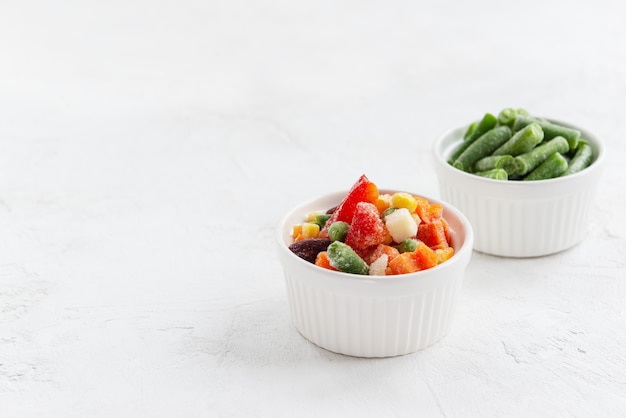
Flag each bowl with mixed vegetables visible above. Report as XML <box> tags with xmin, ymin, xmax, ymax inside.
<box><xmin>433</xmin><ymin>108</ymin><xmax>605</xmax><ymax>257</ymax></box>
<box><xmin>276</xmin><ymin>174</ymin><xmax>473</xmax><ymax>357</ymax></box>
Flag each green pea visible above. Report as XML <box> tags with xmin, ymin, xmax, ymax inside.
<box><xmin>396</xmin><ymin>238</ymin><xmax>418</xmax><ymax>253</ymax></box>
<box><xmin>327</xmin><ymin>221</ymin><xmax>350</xmax><ymax>242</ymax></box>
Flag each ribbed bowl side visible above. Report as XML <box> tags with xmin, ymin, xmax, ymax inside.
<box><xmin>284</xmin><ymin>272</ymin><xmax>463</xmax><ymax>358</ymax></box>
<box><xmin>440</xmin><ymin>183</ymin><xmax>597</xmax><ymax>257</ymax></box>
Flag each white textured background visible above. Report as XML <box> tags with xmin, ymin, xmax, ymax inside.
<box><xmin>1</xmin><ymin>0</ymin><xmax>625</xmax><ymax>416</ymax></box>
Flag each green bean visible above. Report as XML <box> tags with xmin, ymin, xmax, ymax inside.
<box><xmin>326</xmin><ymin>241</ymin><xmax>369</xmax><ymax>275</ymax></box>
<box><xmin>523</xmin><ymin>152</ymin><xmax>568</xmax><ymax>181</ymax></box>
<box><xmin>514</xmin><ymin>136</ymin><xmax>569</xmax><ymax>176</ymax></box>
<box><xmin>562</xmin><ymin>143</ymin><xmax>593</xmax><ymax>176</ymax></box>
<box><xmin>465</xmin><ymin>113</ymin><xmax>498</xmax><ymax>143</ymax></box>
<box><xmin>447</xmin><ymin>141</ymin><xmax>471</xmax><ymax>165</ymax></box>
<box><xmin>475</xmin><ymin>168</ymin><xmax>508</xmax><ymax>180</ymax></box>
<box><xmin>463</xmin><ymin>121</ymin><xmax>478</xmax><ymax>140</ymax></box>
<box><xmin>513</xmin><ymin>115</ymin><xmax>580</xmax><ymax>150</ymax></box>
<box><xmin>473</xmin><ymin>154</ymin><xmax>517</xmax><ymax>175</ymax></box>
<box><xmin>497</xmin><ymin>108</ymin><xmax>529</xmax><ymax>127</ymax></box>
<box><xmin>327</xmin><ymin>221</ymin><xmax>349</xmax><ymax>242</ymax></box>
<box><xmin>448</xmin><ymin>113</ymin><xmax>498</xmax><ymax>163</ymax></box>
<box><xmin>492</xmin><ymin>122</ymin><xmax>544</xmax><ymax>157</ymax></box>
<box><xmin>452</xmin><ymin>126</ymin><xmax>512</xmax><ymax>172</ymax></box>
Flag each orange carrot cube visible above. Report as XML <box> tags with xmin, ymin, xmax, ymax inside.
<box><xmin>388</xmin><ymin>252</ymin><xmax>420</xmax><ymax>275</ymax></box>
<box><xmin>365</xmin><ymin>244</ymin><xmax>400</xmax><ymax>265</ymax></box>
<box><xmin>418</xmin><ymin>219</ymin><xmax>449</xmax><ymax>250</ymax></box>
<box><xmin>315</xmin><ymin>251</ymin><xmax>338</xmax><ymax>271</ymax></box>
<box><xmin>413</xmin><ymin>241</ymin><xmax>438</xmax><ymax>270</ymax></box>
<box><xmin>415</xmin><ymin>198</ymin><xmax>443</xmax><ymax>223</ymax></box>
<box><xmin>440</xmin><ymin>217</ymin><xmax>452</xmax><ymax>246</ymax></box>
<box><xmin>414</xmin><ymin>196</ymin><xmax>430</xmax><ymax>219</ymax></box>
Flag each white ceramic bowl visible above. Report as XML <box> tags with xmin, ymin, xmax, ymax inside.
<box><xmin>432</xmin><ymin>118</ymin><xmax>605</xmax><ymax>258</ymax></box>
<box><xmin>276</xmin><ymin>190</ymin><xmax>474</xmax><ymax>358</ymax></box>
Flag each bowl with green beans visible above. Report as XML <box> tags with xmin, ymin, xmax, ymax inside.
<box><xmin>432</xmin><ymin>108</ymin><xmax>605</xmax><ymax>257</ymax></box>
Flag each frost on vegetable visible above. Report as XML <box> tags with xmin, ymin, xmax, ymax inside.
<box><xmin>384</xmin><ymin>208</ymin><xmax>418</xmax><ymax>243</ymax></box>
<box><xmin>288</xmin><ymin>175</ymin><xmax>455</xmax><ymax>275</ymax></box>
<box><xmin>448</xmin><ymin>108</ymin><xmax>594</xmax><ymax>180</ymax></box>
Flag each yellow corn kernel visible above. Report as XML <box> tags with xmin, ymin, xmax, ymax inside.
<box><xmin>305</xmin><ymin>211</ymin><xmax>324</xmax><ymax>222</ymax></box>
<box><xmin>301</xmin><ymin>222</ymin><xmax>320</xmax><ymax>239</ymax></box>
<box><xmin>435</xmin><ymin>247</ymin><xmax>455</xmax><ymax>264</ymax></box>
<box><xmin>375</xmin><ymin>194</ymin><xmax>392</xmax><ymax>214</ymax></box>
<box><xmin>391</xmin><ymin>192</ymin><xmax>418</xmax><ymax>213</ymax></box>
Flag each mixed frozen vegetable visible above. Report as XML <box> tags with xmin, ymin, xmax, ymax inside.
<box><xmin>288</xmin><ymin>175</ymin><xmax>455</xmax><ymax>276</ymax></box>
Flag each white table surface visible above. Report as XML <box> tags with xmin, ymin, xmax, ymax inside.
<box><xmin>2</xmin><ymin>1</ymin><xmax>625</xmax><ymax>416</ymax></box>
